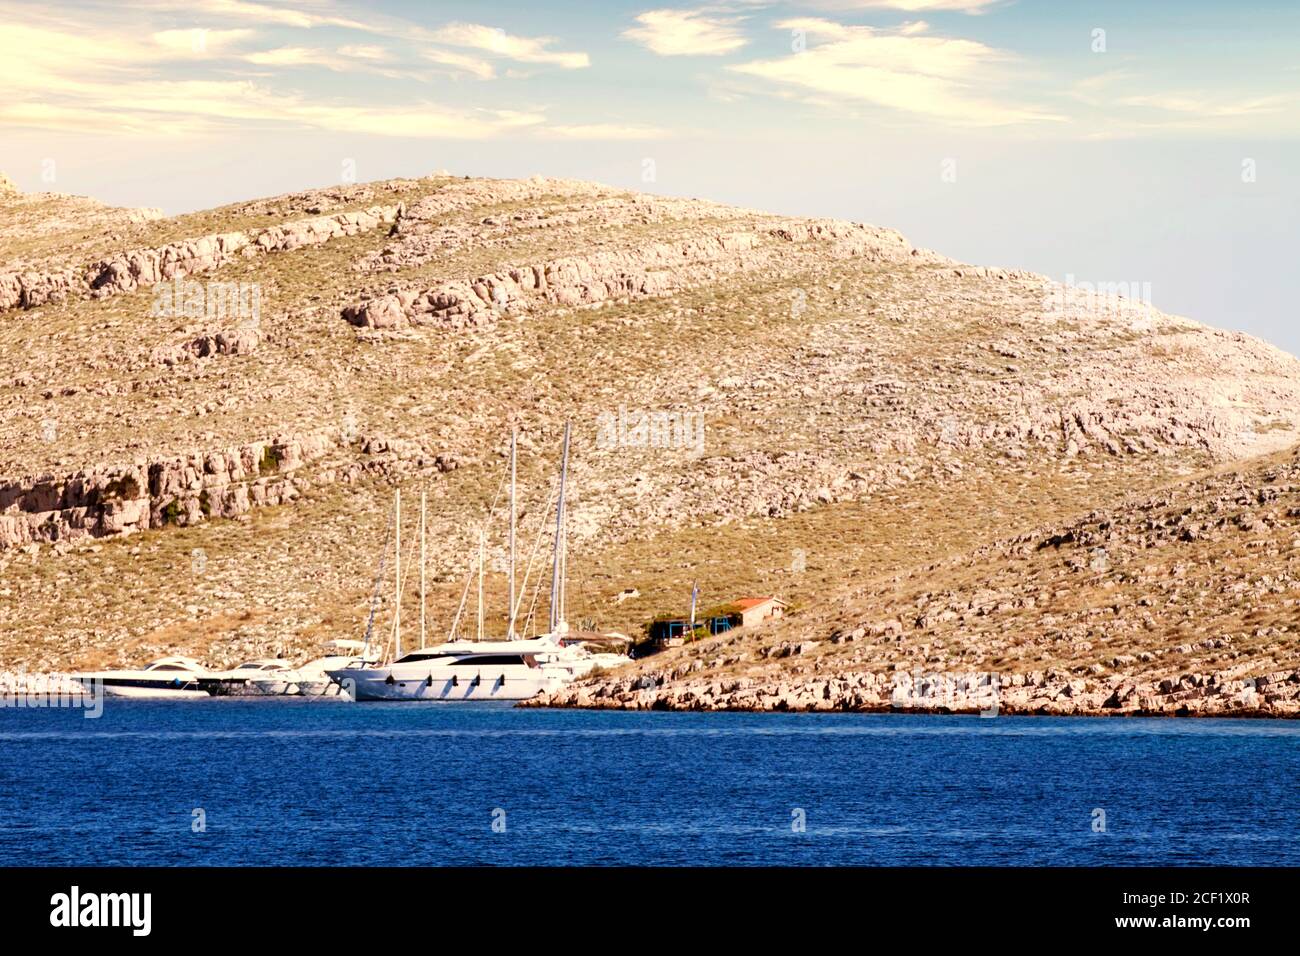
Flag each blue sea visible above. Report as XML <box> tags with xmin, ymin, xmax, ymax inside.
<box><xmin>1</xmin><ymin>700</ymin><xmax>1296</xmax><ymax>866</ymax></box>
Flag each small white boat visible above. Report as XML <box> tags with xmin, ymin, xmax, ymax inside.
<box><xmin>203</xmin><ymin>658</ymin><xmax>298</xmax><ymax>696</ymax></box>
<box><xmin>551</xmin><ymin>630</ymin><xmax>633</xmax><ymax>680</ymax></box>
<box><xmin>252</xmin><ymin>640</ymin><xmax>377</xmax><ymax>696</ymax></box>
<box><xmin>70</xmin><ymin>656</ymin><xmax>210</xmax><ymax>699</ymax></box>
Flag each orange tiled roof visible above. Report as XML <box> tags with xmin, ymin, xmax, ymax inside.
<box><xmin>733</xmin><ymin>596</ymin><xmax>784</xmax><ymax>610</ymax></box>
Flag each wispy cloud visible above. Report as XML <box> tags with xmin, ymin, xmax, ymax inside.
<box><xmin>795</xmin><ymin>0</ymin><xmax>1002</xmax><ymax>11</ymax></box>
<box><xmin>428</xmin><ymin>22</ymin><xmax>590</xmax><ymax>69</ymax></box>
<box><xmin>0</xmin><ymin>4</ymin><xmax>622</xmax><ymax>138</ymax></box>
<box><xmin>152</xmin><ymin>28</ymin><xmax>257</xmax><ymax>55</ymax></box>
<box><xmin>538</xmin><ymin>122</ymin><xmax>670</xmax><ymax>140</ymax></box>
<box><xmin>0</xmin><ymin>18</ymin><xmax>542</xmax><ymax>137</ymax></box>
<box><xmin>337</xmin><ymin>45</ymin><xmax>390</xmax><ymax>62</ymax></box>
<box><xmin>165</xmin><ymin>0</ymin><xmax>376</xmax><ymax>31</ymax></box>
<box><xmin>243</xmin><ymin>46</ymin><xmax>342</xmax><ymax>67</ymax></box>
<box><xmin>18</xmin><ymin>0</ymin><xmax>1286</xmax><ymax>147</ymax></box>
<box><xmin>623</xmin><ymin>9</ymin><xmax>750</xmax><ymax>57</ymax></box>
<box><xmin>238</xmin><ymin>44</ymin><xmax>417</xmax><ymax>79</ymax></box>
<box><xmin>730</xmin><ymin>18</ymin><xmax>1061</xmax><ymax>126</ymax></box>
<box><xmin>1119</xmin><ymin>93</ymin><xmax>1289</xmax><ymax>117</ymax></box>
<box><xmin>1069</xmin><ymin>69</ymin><xmax>1297</xmax><ymax>136</ymax></box>
<box><xmin>421</xmin><ymin>48</ymin><xmax>498</xmax><ymax>81</ymax></box>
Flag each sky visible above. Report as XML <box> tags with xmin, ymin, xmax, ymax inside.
<box><xmin>2</xmin><ymin>0</ymin><xmax>1298</xmax><ymax>351</ymax></box>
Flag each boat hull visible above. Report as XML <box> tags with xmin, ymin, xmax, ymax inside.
<box><xmin>332</xmin><ymin>667</ymin><xmax>562</xmax><ymax>702</ymax></box>
<box><xmin>82</xmin><ymin>679</ymin><xmax>209</xmax><ymax>700</ymax></box>
<box><xmin>292</xmin><ymin>679</ymin><xmax>342</xmax><ymax>697</ymax></box>
<box><xmin>246</xmin><ymin>679</ymin><xmax>299</xmax><ymax>696</ymax></box>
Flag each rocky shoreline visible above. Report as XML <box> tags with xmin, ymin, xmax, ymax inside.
<box><xmin>526</xmin><ymin>665</ymin><xmax>1300</xmax><ymax>718</ymax></box>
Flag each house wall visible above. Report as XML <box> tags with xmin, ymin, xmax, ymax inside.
<box><xmin>740</xmin><ymin>602</ymin><xmax>785</xmax><ymax>628</ymax></box>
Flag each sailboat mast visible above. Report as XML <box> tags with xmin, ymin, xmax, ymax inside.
<box><xmin>549</xmin><ymin>422</ymin><xmax>570</xmax><ymax>634</ymax></box>
<box><xmin>508</xmin><ymin>427</ymin><xmax>517</xmax><ymax>639</ymax></box>
<box><xmin>477</xmin><ymin>528</ymin><xmax>485</xmax><ymax>641</ymax></box>
<box><xmin>419</xmin><ymin>487</ymin><xmax>426</xmax><ymax>649</ymax></box>
<box><xmin>362</xmin><ymin>509</ymin><xmax>393</xmax><ymax>659</ymax></box>
<box><xmin>448</xmin><ymin>546</ymin><xmax>473</xmax><ymax>642</ymax></box>
<box><xmin>394</xmin><ymin>488</ymin><xmax>401</xmax><ymax>660</ymax></box>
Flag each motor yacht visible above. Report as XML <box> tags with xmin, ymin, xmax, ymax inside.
<box><xmin>200</xmin><ymin>658</ymin><xmax>298</xmax><ymax>696</ymax></box>
<box><xmin>70</xmin><ymin>656</ymin><xmax>210</xmax><ymax>699</ymax></box>
<box><xmin>253</xmin><ymin>640</ymin><xmax>377</xmax><ymax>696</ymax></box>
<box><xmin>551</xmin><ymin>630</ymin><xmax>633</xmax><ymax>679</ymax></box>
<box><xmin>329</xmin><ymin>636</ymin><xmax>572</xmax><ymax>701</ymax></box>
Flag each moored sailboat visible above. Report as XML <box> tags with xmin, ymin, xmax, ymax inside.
<box><xmin>330</xmin><ymin>423</ymin><xmax>628</xmax><ymax>701</ymax></box>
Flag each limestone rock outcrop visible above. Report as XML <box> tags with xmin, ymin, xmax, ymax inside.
<box><xmin>0</xmin><ymin>432</ymin><xmax>337</xmax><ymax>550</ymax></box>
<box><xmin>342</xmin><ymin>220</ymin><xmax>922</xmax><ymax>330</ymax></box>
<box><xmin>0</xmin><ymin>205</ymin><xmax>398</xmax><ymax>312</ymax></box>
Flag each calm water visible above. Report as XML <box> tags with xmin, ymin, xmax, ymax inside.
<box><xmin>0</xmin><ymin>700</ymin><xmax>1296</xmax><ymax>866</ymax></box>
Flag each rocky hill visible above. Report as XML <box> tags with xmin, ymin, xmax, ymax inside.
<box><xmin>1</xmin><ymin>170</ymin><xmax>1299</xmax><ymax>708</ymax></box>
<box><xmin>536</xmin><ymin>444</ymin><xmax>1300</xmax><ymax>716</ymax></box>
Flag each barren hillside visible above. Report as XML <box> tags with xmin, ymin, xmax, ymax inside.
<box><xmin>540</xmin><ymin>444</ymin><xmax>1300</xmax><ymax>716</ymax></box>
<box><xmin>2</xmin><ymin>171</ymin><xmax>1298</xmax><ymax>706</ymax></box>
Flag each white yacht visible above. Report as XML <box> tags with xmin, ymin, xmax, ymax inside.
<box><xmin>552</xmin><ymin>631</ymin><xmax>634</xmax><ymax>679</ymax></box>
<box><xmin>331</xmin><ymin>636</ymin><xmax>571</xmax><ymax>701</ymax></box>
<box><xmin>201</xmin><ymin>658</ymin><xmax>298</xmax><ymax>696</ymax></box>
<box><xmin>331</xmin><ymin>423</ymin><xmax>629</xmax><ymax>702</ymax></box>
<box><xmin>252</xmin><ymin>640</ymin><xmax>377</xmax><ymax>696</ymax></box>
<box><xmin>70</xmin><ymin>656</ymin><xmax>210</xmax><ymax>699</ymax></box>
